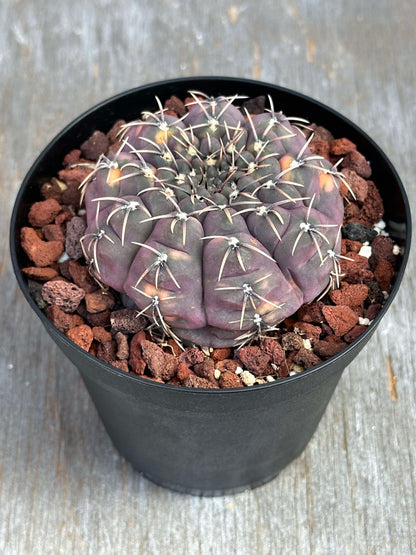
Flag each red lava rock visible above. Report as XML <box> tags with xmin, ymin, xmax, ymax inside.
<box><xmin>110</xmin><ymin>308</ymin><xmax>147</xmax><ymax>334</ymax></box>
<box><xmin>128</xmin><ymin>331</ymin><xmax>146</xmax><ymax>375</ymax></box>
<box><xmin>344</xmin><ymin>203</ymin><xmax>362</xmax><ymax>221</ymax></box>
<box><xmin>92</xmin><ymin>326</ymin><xmax>112</xmax><ymax>343</ymax></box>
<box><xmin>184</xmin><ymin>95</ymin><xmax>203</xmax><ymax>107</ymax></box>
<box><xmin>22</xmin><ymin>266</ymin><xmax>59</xmax><ymax>281</ymax></box>
<box><xmin>182</xmin><ymin>374</ymin><xmax>219</xmax><ymax>389</ymax></box>
<box><xmin>42</xmin><ymin>279</ymin><xmax>85</xmax><ymax>313</ymax></box>
<box><xmin>63</xmin><ymin>149</ymin><xmax>81</xmax><ymax>167</ymax></box>
<box><xmin>340</xmin><ymin>169</ymin><xmax>368</xmax><ymax>203</ymax></box>
<box><xmin>81</xmin><ymin>131</ymin><xmax>109</xmax><ymax>160</ymax></box>
<box><xmin>322</xmin><ymin>305</ymin><xmax>359</xmax><ymax>336</ymax></box>
<box><xmin>294</xmin><ymin>322</ymin><xmax>321</xmax><ymax>343</ymax></box>
<box><xmin>166</xmin><ymin>339</ymin><xmax>183</xmax><ymax>357</ymax></box>
<box><xmin>293</xmin><ymin>347</ymin><xmax>322</xmax><ymax>369</ymax></box>
<box><xmin>179</xmin><ymin>347</ymin><xmax>205</xmax><ymax>366</ymax></box>
<box><xmin>241</xmin><ymin>95</ymin><xmax>266</xmax><ymax>115</ymax></box>
<box><xmin>297</xmin><ymin>302</ymin><xmax>324</xmax><ymax>323</ymax></box>
<box><xmin>341</xmin><ymin>150</ymin><xmax>372</xmax><ymax>178</ymax></box>
<box><xmin>314</xmin><ymin>338</ymin><xmax>347</xmax><ymax>358</ymax></box>
<box><xmin>65</xmin><ymin>216</ymin><xmax>87</xmax><ymax>260</ymax></box>
<box><xmin>86</xmin><ymin>310</ymin><xmax>111</xmax><ymax>328</ymax></box>
<box><xmin>282</xmin><ymin>317</ymin><xmax>296</xmax><ymax>331</ymax></box>
<box><xmin>164</xmin><ymin>353</ymin><xmax>179</xmax><ymax>381</ymax></box>
<box><xmin>370</xmin><ymin>235</ymin><xmax>396</xmax><ymax>267</ymax></box>
<box><xmin>344</xmin><ymin>268</ymin><xmax>374</xmax><ymax>285</ymax></box>
<box><xmin>61</xmin><ymin>183</ymin><xmax>81</xmax><ymax>206</ymax></box>
<box><xmin>55</xmin><ymin>208</ymin><xmax>73</xmax><ymax>226</ymax></box>
<box><xmin>219</xmin><ymin>371</ymin><xmax>242</xmax><ymax>388</ymax></box>
<box><xmin>21</xmin><ymin>227</ymin><xmax>64</xmax><ymax>267</ymax></box>
<box><xmin>40</xmin><ymin>180</ymin><xmax>63</xmax><ymax>202</ymax></box>
<box><xmin>366</xmin><ymin>281</ymin><xmax>385</xmax><ymax>304</ymax></box>
<box><xmin>340</xmin><ymin>251</ymin><xmax>369</xmax><ymax>275</ymax></box>
<box><xmin>28</xmin><ymin>199</ymin><xmax>62</xmax><ymax>227</ymax></box>
<box><xmin>259</xmin><ymin>337</ymin><xmax>285</xmax><ymax>365</ymax></box>
<box><xmin>278</xmin><ymin>360</ymin><xmax>290</xmax><ymax>378</ymax></box>
<box><xmin>329</xmin><ymin>283</ymin><xmax>369</xmax><ymax>307</ymax></box>
<box><xmin>167</xmin><ymin>377</ymin><xmax>182</xmax><ymax>386</ymax></box>
<box><xmin>42</xmin><ymin>224</ymin><xmax>65</xmax><ymax>244</ymax></box>
<box><xmin>330</xmin><ymin>138</ymin><xmax>356</xmax><ymax>156</ymax></box>
<box><xmin>68</xmin><ymin>260</ymin><xmax>97</xmax><ymax>293</ymax></box>
<box><xmin>141</xmin><ymin>340</ymin><xmax>177</xmax><ymax>381</ymax></box>
<box><xmin>281</xmin><ymin>332</ymin><xmax>304</xmax><ymax>351</ymax></box>
<box><xmin>89</xmin><ymin>342</ymin><xmax>98</xmax><ymax>357</ymax></box>
<box><xmin>115</xmin><ymin>332</ymin><xmax>129</xmax><ymax>360</ymax></box>
<box><xmin>374</xmin><ymin>259</ymin><xmax>395</xmax><ymax>291</ymax></box>
<box><xmin>59</xmin><ymin>163</ymin><xmax>92</xmax><ymax>188</ymax></box>
<box><xmin>194</xmin><ymin>358</ymin><xmax>216</xmax><ymax>382</ymax></box>
<box><xmin>66</xmin><ymin>324</ymin><xmax>93</xmax><ymax>351</ymax></box>
<box><xmin>236</xmin><ymin>346</ymin><xmax>272</xmax><ymax>376</ymax></box>
<box><xmin>164</xmin><ymin>95</ymin><xmax>187</xmax><ymax>117</ymax></box>
<box><xmin>360</xmin><ymin>181</ymin><xmax>384</xmax><ymax>224</ymax></box>
<box><xmin>45</xmin><ymin>304</ymin><xmax>85</xmax><ymax>332</ymax></box>
<box><xmin>344</xmin><ymin>324</ymin><xmax>367</xmax><ymax>343</ymax></box>
<box><xmin>211</xmin><ymin>348</ymin><xmax>232</xmax><ymax>362</ymax></box>
<box><xmin>309</xmin><ymin>124</ymin><xmax>334</xmax><ymax>143</ymax></box>
<box><xmin>365</xmin><ymin>303</ymin><xmax>383</xmax><ymax>320</ymax></box>
<box><xmin>164</xmin><ymin>110</ymin><xmax>178</xmax><ymax>117</ymax></box>
<box><xmin>106</xmin><ymin>119</ymin><xmax>126</xmax><ymax>144</ymax></box>
<box><xmin>85</xmin><ymin>290</ymin><xmax>116</xmax><ymax>313</ymax></box>
<box><xmin>97</xmin><ymin>340</ymin><xmax>117</xmax><ymax>362</ymax></box>
<box><xmin>177</xmin><ymin>362</ymin><xmax>192</xmax><ymax>382</ymax></box>
<box><xmin>111</xmin><ymin>360</ymin><xmax>129</xmax><ymax>373</ymax></box>
<box><xmin>215</xmin><ymin>359</ymin><xmax>239</xmax><ymax>373</ymax></box>
<box><xmin>310</xmin><ymin>138</ymin><xmax>330</xmax><ymax>159</ymax></box>
<box><xmin>341</xmin><ymin>238</ymin><xmax>363</xmax><ymax>254</ymax></box>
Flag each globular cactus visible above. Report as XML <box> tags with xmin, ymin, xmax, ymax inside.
<box><xmin>80</xmin><ymin>92</ymin><xmax>345</xmax><ymax>348</ymax></box>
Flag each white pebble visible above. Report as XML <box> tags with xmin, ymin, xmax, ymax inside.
<box><xmin>58</xmin><ymin>252</ymin><xmax>70</xmax><ymax>263</ymax></box>
<box><xmin>241</xmin><ymin>370</ymin><xmax>256</xmax><ymax>386</ymax></box>
<box><xmin>266</xmin><ymin>375</ymin><xmax>276</xmax><ymax>382</ymax></box>
<box><xmin>374</xmin><ymin>219</ymin><xmax>386</xmax><ymax>230</ymax></box>
<box><xmin>291</xmin><ymin>364</ymin><xmax>304</xmax><ymax>374</ymax></box>
<box><xmin>358</xmin><ymin>317</ymin><xmax>370</xmax><ymax>326</ymax></box>
<box><xmin>235</xmin><ymin>366</ymin><xmax>243</xmax><ymax>375</ymax></box>
<box><xmin>214</xmin><ymin>369</ymin><xmax>221</xmax><ymax>380</ymax></box>
<box><xmin>302</xmin><ymin>338</ymin><xmax>312</xmax><ymax>350</ymax></box>
<box><xmin>393</xmin><ymin>244</ymin><xmax>401</xmax><ymax>255</ymax></box>
<box><xmin>255</xmin><ymin>377</ymin><xmax>266</xmax><ymax>385</ymax></box>
<box><xmin>359</xmin><ymin>244</ymin><xmax>372</xmax><ymax>258</ymax></box>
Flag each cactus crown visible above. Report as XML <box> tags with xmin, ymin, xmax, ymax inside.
<box><xmin>80</xmin><ymin>92</ymin><xmax>345</xmax><ymax>348</ymax></box>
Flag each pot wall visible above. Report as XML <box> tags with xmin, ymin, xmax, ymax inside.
<box><xmin>47</xmin><ymin>321</ymin><xmax>372</xmax><ymax>495</ymax></box>
<box><xmin>11</xmin><ymin>77</ymin><xmax>412</xmax><ymax>495</ymax></box>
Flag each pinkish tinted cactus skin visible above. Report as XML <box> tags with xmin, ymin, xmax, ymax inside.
<box><xmin>80</xmin><ymin>92</ymin><xmax>345</xmax><ymax>348</ymax></box>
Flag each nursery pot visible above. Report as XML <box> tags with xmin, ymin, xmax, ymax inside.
<box><xmin>10</xmin><ymin>77</ymin><xmax>411</xmax><ymax>495</ymax></box>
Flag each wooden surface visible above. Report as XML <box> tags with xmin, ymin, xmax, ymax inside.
<box><xmin>1</xmin><ymin>1</ymin><xmax>415</xmax><ymax>553</ymax></box>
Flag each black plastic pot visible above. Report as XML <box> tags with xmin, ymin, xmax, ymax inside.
<box><xmin>10</xmin><ymin>77</ymin><xmax>412</xmax><ymax>495</ymax></box>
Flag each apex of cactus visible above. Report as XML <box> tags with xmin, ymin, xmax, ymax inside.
<box><xmin>80</xmin><ymin>92</ymin><xmax>346</xmax><ymax>348</ymax></box>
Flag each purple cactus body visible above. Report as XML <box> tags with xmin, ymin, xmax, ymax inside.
<box><xmin>80</xmin><ymin>92</ymin><xmax>345</xmax><ymax>348</ymax></box>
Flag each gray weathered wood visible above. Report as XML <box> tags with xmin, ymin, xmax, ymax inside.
<box><xmin>1</xmin><ymin>0</ymin><xmax>415</xmax><ymax>553</ymax></box>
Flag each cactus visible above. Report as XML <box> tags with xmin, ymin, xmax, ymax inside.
<box><xmin>80</xmin><ymin>92</ymin><xmax>345</xmax><ymax>348</ymax></box>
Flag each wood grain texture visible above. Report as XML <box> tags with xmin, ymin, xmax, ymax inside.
<box><xmin>1</xmin><ymin>0</ymin><xmax>415</xmax><ymax>553</ymax></box>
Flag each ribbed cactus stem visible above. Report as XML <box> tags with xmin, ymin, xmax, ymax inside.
<box><xmin>80</xmin><ymin>92</ymin><xmax>346</xmax><ymax>348</ymax></box>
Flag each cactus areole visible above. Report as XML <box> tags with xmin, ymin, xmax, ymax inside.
<box><xmin>80</xmin><ymin>92</ymin><xmax>345</xmax><ymax>348</ymax></box>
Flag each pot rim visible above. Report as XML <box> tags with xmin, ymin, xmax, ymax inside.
<box><xmin>10</xmin><ymin>75</ymin><xmax>413</xmax><ymax>394</ymax></box>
